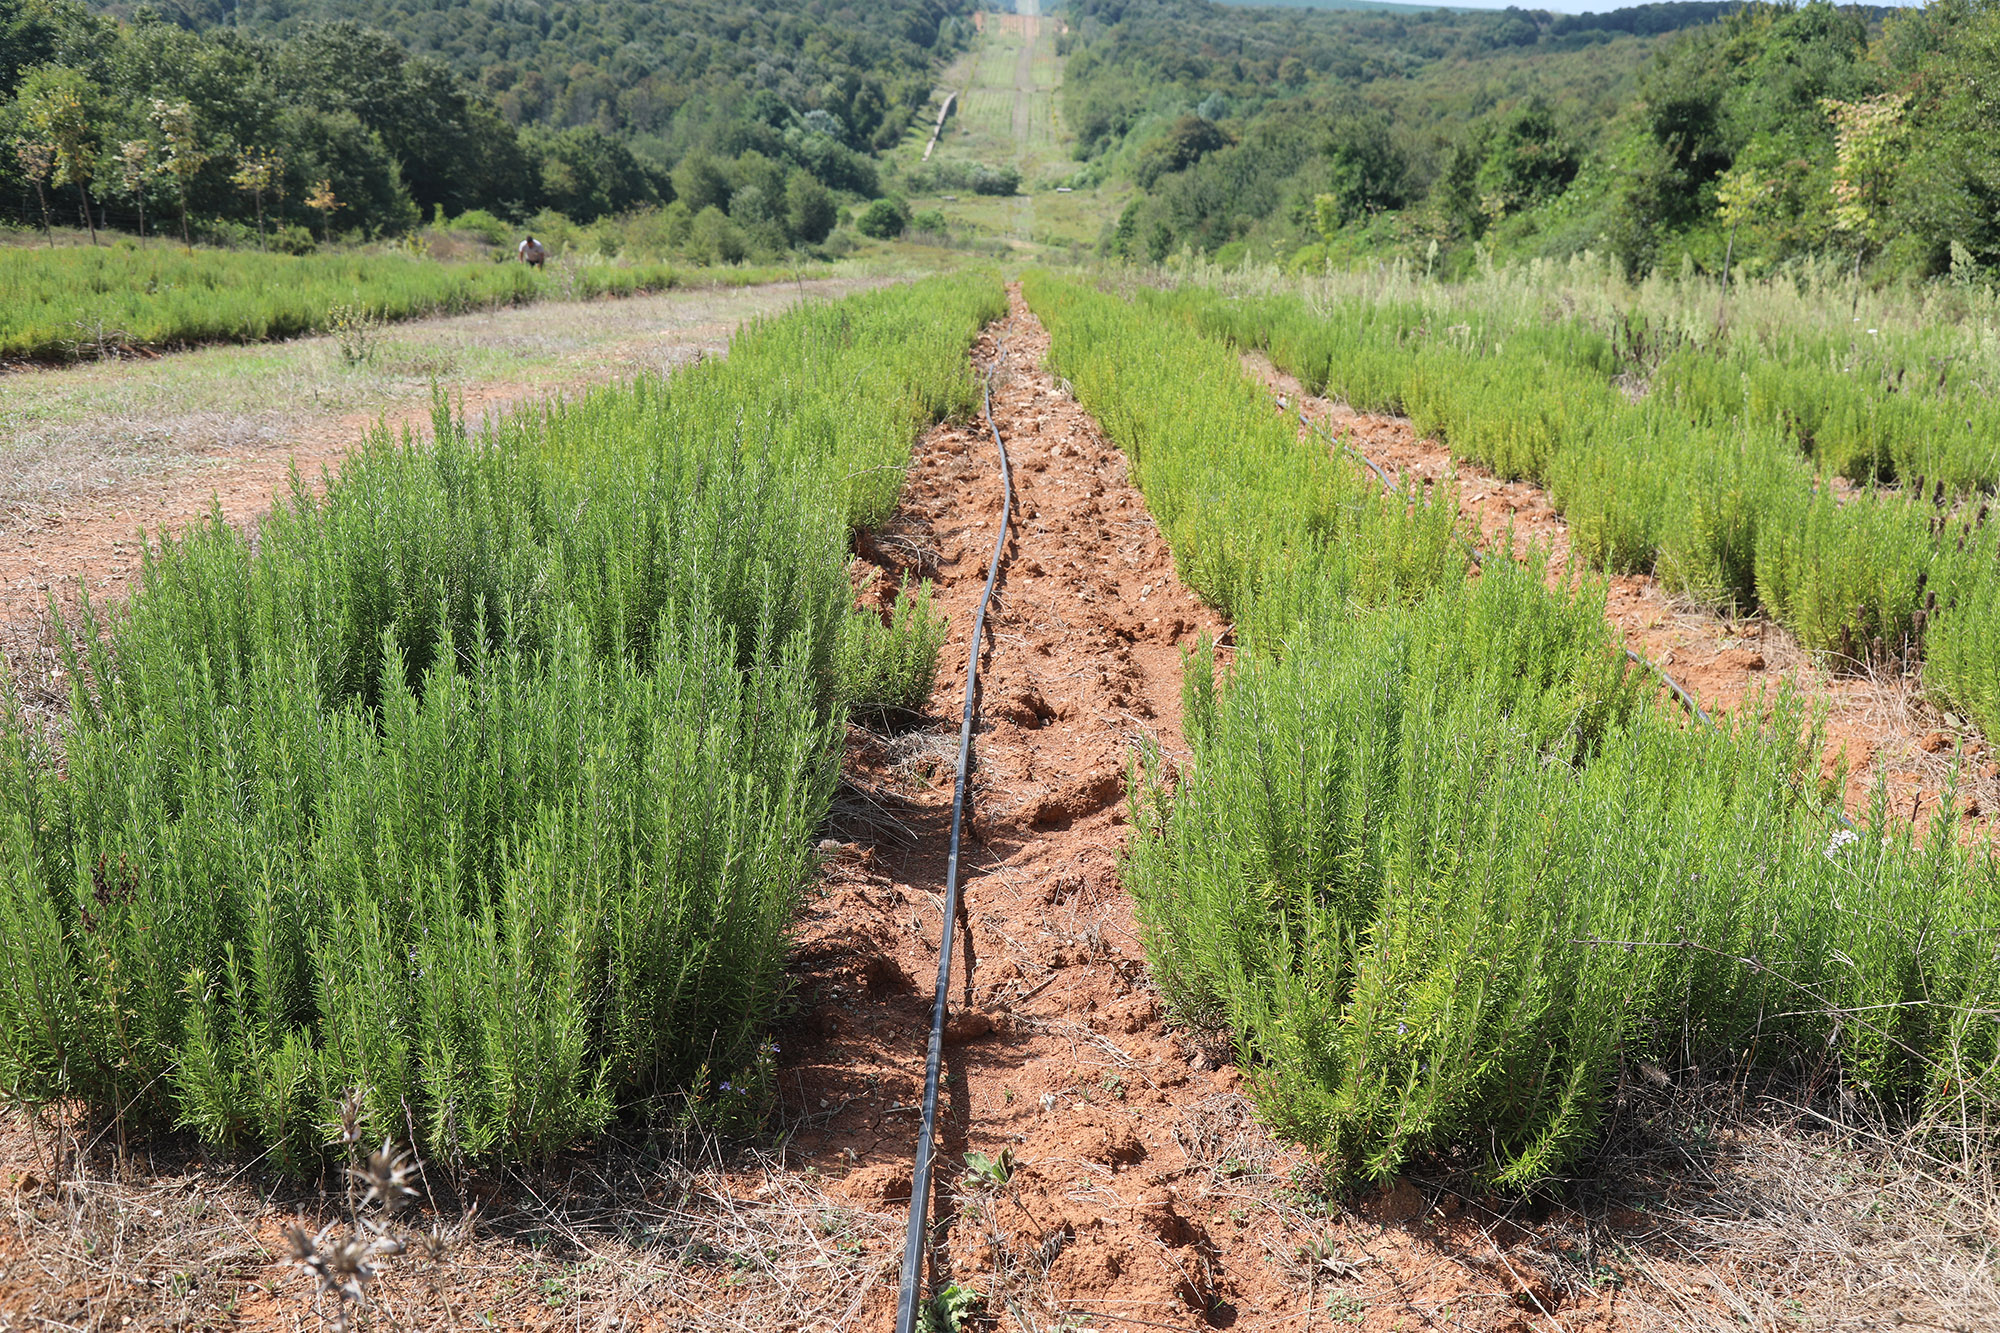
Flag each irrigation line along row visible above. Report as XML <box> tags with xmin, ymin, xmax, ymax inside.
<box><xmin>895</xmin><ymin>348</ymin><xmax>1016</xmax><ymax>1333</ymax></box>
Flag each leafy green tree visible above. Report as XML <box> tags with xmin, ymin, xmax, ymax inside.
<box><xmin>17</xmin><ymin>65</ymin><xmax>98</xmax><ymax>243</ymax></box>
<box><xmin>524</xmin><ymin>125</ymin><xmax>663</xmax><ymax>222</ymax></box>
<box><xmin>1317</xmin><ymin>108</ymin><xmax>1405</xmax><ymax>230</ymax></box>
<box><xmin>1134</xmin><ymin>114</ymin><xmax>1231</xmax><ymax>190</ymax></box>
<box><xmin>1822</xmin><ymin>92</ymin><xmax>1907</xmax><ymax>280</ymax></box>
<box><xmin>855</xmin><ymin>195</ymin><xmax>908</xmax><ymax>239</ymax></box>
<box><xmin>727</xmin><ymin>151</ymin><xmax>787</xmax><ymax>230</ymax></box>
<box><xmin>672</xmin><ymin>151</ymin><xmax>731</xmax><ymax>214</ymax></box>
<box><xmin>12</xmin><ymin>137</ymin><xmax>52</xmax><ymax>241</ymax></box>
<box><xmin>277</xmin><ymin>106</ymin><xmax>418</xmax><ymax>237</ymax></box>
<box><xmin>274</xmin><ymin>22</ymin><xmax>532</xmax><ymax>217</ymax></box>
<box><xmin>1473</xmin><ymin>97</ymin><xmax>1576</xmax><ymax>220</ymax></box>
<box><xmin>115</xmin><ymin>138</ymin><xmax>155</xmax><ymax>241</ymax></box>
<box><xmin>149</xmin><ymin>97</ymin><xmax>204</xmax><ymax>247</ymax></box>
<box><xmin>304</xmin><ymin>175</ymin><xmax>339</xmax><ymax>243</ymax></box>
<box><xmin>785</xmin><ymin>169</ymin><xmax>837</xmax><ymax>244</ymax></box>
<box><xmin>1426</xmin><ymin>125</ymin><xmax>1491</xmax><ymax>243</ymax></box>
<box><xmin>0</xmin><ymin>0</ymin><xmax>111</xmax><ymax>95</ymax></box>
<box><xmin>781</xmin><ymin>122</ymin><xmax>880</xmax><ymax>196</ymax></box>
<box><xmin>1712</xmin><ymin>162</ymin><xmax>1774</xmax><ymax>294</ymax></box>
<box><xmin>230</xmin><ymin>145</ymin><xmax>282</xmax><ymax>249</ymax></box>
<box><xmin>1602</xmin><ymin>2</ymin><xmax>1873</xmax><ymax>275</ymax></box>
<box><xmin>690</xmin><ymin>203</ymin><xmax>746</xmax><ymax>262</ymax></box>
<box><xmin>1878</xmin><ymin>0</ymin><xmax>2000</xmax><ymax>275</ymax></box>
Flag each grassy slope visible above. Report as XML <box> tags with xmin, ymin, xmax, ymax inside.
<box><xmin>881</xmin><ymin>19</ymin><xmax>1126</xmax><ymax>256</ymax></box>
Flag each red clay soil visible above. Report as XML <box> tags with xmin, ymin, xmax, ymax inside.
<box><xmin>775</xmin><ymin>290</ymin><xmax>1640</xmax><ymax>1332</ymax></box>
<box><xmin>3</xmin><ymin>291</ymin><xmax>1975</xmax><ymax>1333</ymax></box>
<box><xmin>1244</xmin><ymin>352</ymin><xmax>2000</xmax><ymax>844</ymax></box>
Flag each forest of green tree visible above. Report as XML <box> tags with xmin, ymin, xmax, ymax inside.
<box><xmin>1084</xmin><ymin>0</ymin><xmax>2000</xmax><ymax>282</ymax></box>
<box><xmin>10</xmin><ymin>0</ymin><xmax>2000</xmax><ymax>284</ymax></box>
<box><xmin>1</xmin><ymin>0</ymin><xmax>974</xmax><ymax>249</ymax></box>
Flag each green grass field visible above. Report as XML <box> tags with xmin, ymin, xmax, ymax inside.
<box><xmin>885</xmin><ymin>17</ymin><xmax>1128</xmax><ymax>255</ymax></box>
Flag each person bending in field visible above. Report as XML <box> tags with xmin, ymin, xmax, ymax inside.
<box><xmin>518</xmin><ymin>235</ymin><xmax>547</xmax><ymax>267</ymax></box>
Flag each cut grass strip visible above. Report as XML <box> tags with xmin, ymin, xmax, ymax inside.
<box><xmin>0</xmin><ymin>246</ymin><xmax>836</xmax><ymax>362</ymax></box>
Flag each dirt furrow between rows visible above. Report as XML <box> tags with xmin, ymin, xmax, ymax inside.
<box><xmin>787</xmin><ymin>288</ymin><xmax>1273</xmax><ymax>1330</ymax></box>
<box><xmin>1246</xmin><ymin>351</ymin><xmax>2000</xmax><ymax>842</ymax></box>
<box><xmin>778</xmin><ymin>290</ymin><xmax>1665</xmax><ymax>1333</ymax></box>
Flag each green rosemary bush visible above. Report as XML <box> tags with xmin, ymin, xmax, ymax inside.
<box><xmin>1927</xmin><ymin>550</ymin><xmax>2000</xmax><ymax>741</ymax></box>
<box><xmin>1029</xmin><ymin>276</ymin><xmax>1465</xmax><ymax>652</ymax></box>
<box><xmin>1151</xmin><ymin>279</ymin><xmax>2000</xmax><ymax>742</ymax></box>
<box><xmin>838</xmin><ymin>577</ymin><xmax>951</xmax><ymax>728</ymax></box>
<box><xmin>1027</xmin><ymin>272</ymin><xmax>2000</xmax><ymax>1188</ymax></box>
<box><xmin>0</xmin><ymin>274</ymin><xmax>1005</xmax><ymax>1167</ymax></box>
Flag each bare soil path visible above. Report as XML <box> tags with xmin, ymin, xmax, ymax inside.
<box><xmin>1245</xmin><ymin>352</ymin><xmax>2000</xmax><ymax>842</ymax></box>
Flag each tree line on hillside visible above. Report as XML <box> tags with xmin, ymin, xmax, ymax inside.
<box><xmin>3</xmin><ymin>0</ymin><xmax>968</xmax><ymax>247</ymax></box>
<box><xmin>121</xmin><ymin>0</ymin><xmax>968</xmax><ymax>152</ymax></box>
<box><xmin>1084</xmin><ymin>0</ymin><xmax>1998</xmax><ymax>283</ymax></box>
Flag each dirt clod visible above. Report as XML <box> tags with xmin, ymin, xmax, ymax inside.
<box><xmin>943</xmin><ymin>1008</ymin><xmax>998</xmax><ymax>1044</ymax></box>
<box><xmin>1027</xmin><ymin>766</ymin><xmax>1123</xmax><ymax>828</ymax></box>
<box><xmin>839</xmin><ymin>1163</ymin><xmax>912</xmax><ymax>1204</ymax></box>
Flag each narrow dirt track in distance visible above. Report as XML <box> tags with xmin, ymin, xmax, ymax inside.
<box><xmin>1246</xmin><ymin>352</ymin><xmax>2000</xmax><ymax>843</ymax></box>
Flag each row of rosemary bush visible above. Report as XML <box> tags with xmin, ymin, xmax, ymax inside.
<box><xmin>1153</xmin><ymin>285</ymin><xmax>2000</xmax><ymax>748</ymax></box>
<box><xmin>0</xmin><ymin>274</ymin><xmax>1004</xmax><ymax>1168</ymax></box>
<box><xmin>0</xmin><ymin>245</ymin><xmax>823</xmax><ymax>360</ymax></box>
<box><xmin>1024</xmin><ymin>271</ymin><xmax>2000</xmax><ymax>1188</ymax></box>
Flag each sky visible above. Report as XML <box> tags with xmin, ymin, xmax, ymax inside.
<box><xmin>1467</xmin><ymin>0</ymin><xmax>1926</xmax><ymax>9</ymax></box>
<box><xmin>1224</xmin><ymin>0</ymin><xmax>1928</xmax><ymax>13</ymax></box>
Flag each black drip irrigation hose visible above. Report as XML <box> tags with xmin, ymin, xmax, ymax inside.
<box><xmin>894</xmin><ymin>354</ymin><xmax>1014</xmax><ymax>1333</ymax></box>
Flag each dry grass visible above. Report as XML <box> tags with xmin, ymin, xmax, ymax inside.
<box><xmin>1558</xmin><ymin>1078</ymin><xmax>2000</xmax><ymax>1331</ymax></box>
<box><xmin>0</xmin><ymin>1102</ymin><xmax>908</xmax><ymax>1332</ymax></box>
<box><xmin>1130</xmin><ymin>1073</ymin><xmax>2000</xmax><ymax>1332</ymax></box>
<box><xmin>0</xmin><ymin>276</ymin><xmax>890</xmax><ymax>516</ymax></box>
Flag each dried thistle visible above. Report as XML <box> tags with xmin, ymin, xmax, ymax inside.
<box><xmin>349</xmin><ymin>1140</ymin><xmax>420</xmax><ymax>1214</ymax></box>
<box><xmin>286</xmin><ymin>1218</ymin><xmax>402</xmax><ymax>1330</ymax></box>
<box><xmin>334</xmin><ymin>1087</ymin><xmax>367</xmax><ymax>1147</ymax></box>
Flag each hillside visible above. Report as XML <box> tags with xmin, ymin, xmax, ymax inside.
<box><xmin>1078</xmin><ymin>0</ymin><xmax>1992</xmax><ymax>282</ymax></box>
<box><xmin>114</xmin><ymin>0</ymin><xmax>970</xmax><ymax>149</ymax></box>
<box><xmin>3</xmin><ymin>0</ymin><xmax>975</xmax><ymax>244</ymax></box>
<box><xmin>8</xmin><ymin>0</ymin><xmax>1996</xmax><ymax>281</ymax></box>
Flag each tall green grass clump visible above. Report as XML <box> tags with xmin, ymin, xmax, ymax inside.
<box><xmin>0</xmin><ymin>274</ymin><xmax>1005</xmax><ymax>1167</ymax></box>
<box><xmin>1026</xmin><ymin>273</ymin><xmax>2000</xmax><ymax>1188</ymax></box>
